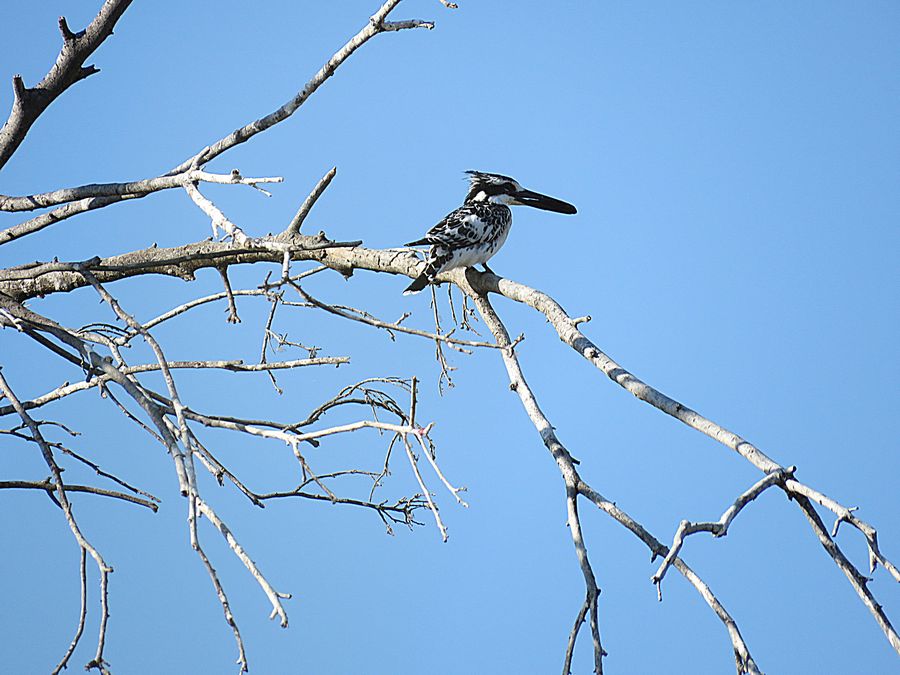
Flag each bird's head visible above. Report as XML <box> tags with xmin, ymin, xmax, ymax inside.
<box><xmin>464</xmin><ymin>170</ymin><xmax>577</xmax><ymax>214</ymax></box>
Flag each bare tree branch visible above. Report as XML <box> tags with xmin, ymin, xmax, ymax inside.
<box><xmin>51</xmin><ymin>548</ymin><xmax>87</xmax><ymax>675</ymax></box>
<box><xmin>792</xmin><ymin>493</ymin><xmax>900</xmax><ymax>654</ymax></box>
<box><xmin>195</xmin><ymin>497</ymin><xmax>292</xmax><ymax>628</ymax></box>
<box><xmin>292</xmin><ymin>282</ymin><xmax>509</xmax><ymax>350</ymax></box>
<box><xmin>2</xmin><ymin>235</ymin><xmax>895</xmax><ymax>664</ymax></box>
<box><xmin>0</xmin><ymin>0</ymin><xmax>432</xmax><ymax>245</ymax></box>
<box><xmin>464</xmin><ymin>268</ymin><xmax>900</xmax><ymax>656</ymax></box>
<box><xmin>0</xmin><ymin>170</ymin><xmax>281</xmax><ymax>213</ymax></box>
<box><xmin>0</xmin><ymin>234</ymin><xmax>380</xmax><ymax>302</ymax></box>
<box><xmin>0</xmin><ymin>479</ymin><xmax>158</xmax><ymax>511</ymax></box>
<box><xmin>578</xmin><ymin>483</ymin><xmax>763</xmax><ymax>675</ymax></box>
<box><xmin>194</xmin><ymin>540</ymin><xmax>249</xmax><ymax>673</ymax></box>
<box><xmin>167</xmin><ymin>1</ymin><xmax>434</xmax><ymax>175</ymax></box>
<box><xmin>0</xmin><ymin>167</ymin><xmax>278</xmax><ymax>244</ymax></box>
<box><xmin>651</xmin><ymin>468</ymin><xmax>795</xmax><ymax>592</ymax></box>
<box><xmin>459</xmin><ymin>280</ymin><xmax>761</xmax><ymax>674</ymax></box>
<box><xmin>0</xmin><ymin>0</ymin><xmax>134</xmax><ymax>170</ymax></box>
<box><xmin>0</xmin><ymin>369</ymin><xmax>114</xmax><ymax>672</ymax></box>
<box><xmin>287</xmin><ymin>167</ymin><xmax>337</xmax><ymax>235</ymax></box>
<box><xmin>1</xmin><ymin>1</ymin><xmax>893</xmax><ymax>672</ymax></box>
<box><xmin>0</xmin><ymin>357</ymin><xmax>346</xmax><ymax>419</ymax></box>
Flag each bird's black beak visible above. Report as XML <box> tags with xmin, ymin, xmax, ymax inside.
<box><xmin>512</xmin><ymin>188</ymin><xmax>577</xmax><ymax>215</ymax></box>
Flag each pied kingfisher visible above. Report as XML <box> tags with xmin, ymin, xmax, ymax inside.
<box><xmin>403</xmin><ymin>171</ymin><xmax>577</xmax><ymax>295</ymax></box>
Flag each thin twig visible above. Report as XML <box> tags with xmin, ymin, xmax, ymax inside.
<box><xmin>0</xmin><ymin>369</ymin><xmax>114</xmax><ymax>672</ymax></box>
<box><xmin>195</xmin><ymin>498</ymin><xmax>291</xmax><ymax>627</ymax></box>
<box><xmin>0</xmin><ymin>358</ymin><xmax>348</xmax><ymax>419</ymax></box>
<box><xmin>216</xmin><ymin>267</ymin><xmax>241</xmax><ymax>323</ymax></box>
<box><xmin>194</xmin><ymin>533</ymin><xmax>249</xmax><ymax>672</ymax></box>
<box><xmin>651</xmin><ymin>468</ymin><xmax>795</xmax><ymax>594</ymax></box>
<box><xmin>401</xmin><ymin>433</ymin><xmax>447</xmax><ymax>542</ymax></box>
<box><xmin>0</xmin><ymin>170</ymin><xmax>282</xmax><ymax>212</ymax></box>
<box><xmin>287</xmin><ymin>167</ymin><xmax>337</xmax><ymax>235</ymax></box>
<box><xmin>168</xmin><ymin>1</ymin><xmax>432</xmax><ymax>174</ymax></box>
<box><xmin>291</xmin><ymin>283</ymin><xmax>503</xmax><ymax>350</ymax></box>
<box><xmin>430</xmin><ymin>285</ymin><xmax>454</xmax><ymax>392</ymax></box>
<box><xmin>0</xmin><ymin>480</ymin><xmax>158</xmax><ymax>511</ymax></box>
<box><xmin>51</xmin><ymin>547</ymin><xmax>87</xmax><ymax>675</ymax></box>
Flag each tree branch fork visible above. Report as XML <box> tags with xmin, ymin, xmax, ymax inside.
<box><xmin>3</xmin><ymin>209</ymin><xmax>897</xmax><ymax>654</ymax></box>
<box><xmin>1</xmin><ymin>0</ymin><xmax>895</xmax><ymax>672</ymax></box>
<box><xmin>3</xmin><ymin>203</ymin><xmax>897</xmax><ymax>673</ymax></box>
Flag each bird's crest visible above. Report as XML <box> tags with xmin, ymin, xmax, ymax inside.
<box><xmin>464</xmin><ymin>171</ymin><xmax>521</xmax><ymax>202</ymax></box>
<box><xmin>465</xmin><ymin>170</ymin><xmax>518</xmax><ymax>187</ymax></box>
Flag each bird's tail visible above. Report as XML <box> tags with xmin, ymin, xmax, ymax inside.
<box><xmin>403</xmin><ymin>270</ymin><xmax>432</xmax><ymax>295</ymax></box>
<box><xmin>403</xmin><ymin>252</ymin><xmax>448</xmax><ymax>295</ymax></box>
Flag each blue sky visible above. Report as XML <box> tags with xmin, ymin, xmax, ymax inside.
<box><xmin>1</xmin><ymin>1</ymin><xmax>898</xmax><ymax>673</ymax></box>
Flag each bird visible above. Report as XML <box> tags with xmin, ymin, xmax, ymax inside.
<box><xmin>403</xmin><ymin>171</ymin><xmax>577</xmax><ymax>295</ymax></box>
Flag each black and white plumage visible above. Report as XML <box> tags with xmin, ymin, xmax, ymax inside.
<box><xmin>403</xmin><ymin>171</ymin><xmax>577</xmax><ymax>295</ymax></box>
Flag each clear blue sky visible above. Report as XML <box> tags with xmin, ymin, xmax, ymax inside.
<box><xmin>1</xmin><ymin>1</ymin><xmax>898</xmax><ymax>673</ymax></box>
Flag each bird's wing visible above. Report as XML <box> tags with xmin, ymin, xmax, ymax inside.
<box><xmin>405</xmin><ymin>205</ymin><xmax>488</xmax><ymax>248</ymax></box>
